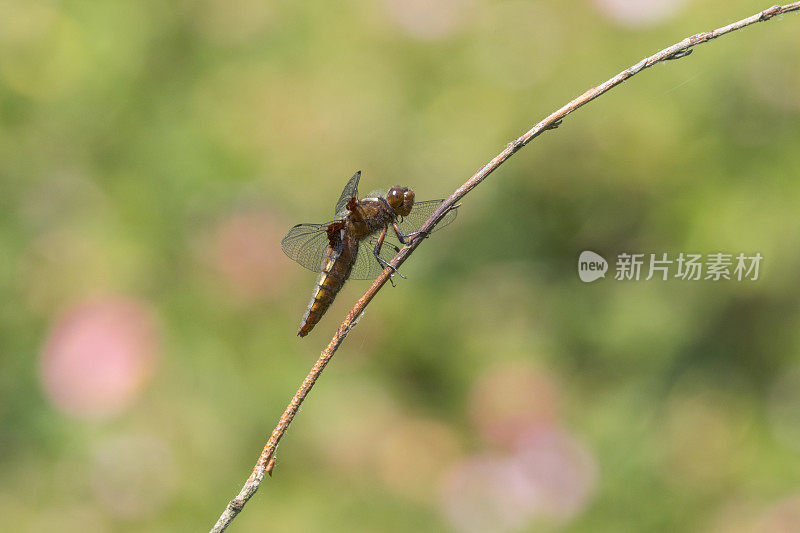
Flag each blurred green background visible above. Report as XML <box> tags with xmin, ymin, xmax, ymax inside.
<box><xmin>2</xmin><ymin>0</ymin><xmax>800</xmax><ymax>531</ymax></box>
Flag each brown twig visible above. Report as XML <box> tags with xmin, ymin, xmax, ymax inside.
<box><xmin>210</xmin><ymin>3</ymin><xmax>800</xmax><ymax>531</ymax></box>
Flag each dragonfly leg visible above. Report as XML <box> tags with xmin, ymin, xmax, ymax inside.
<box><xmin>393</xmin><ymin>203</ymin><xmax>459</xmax><ymax>243</ymax></box>
<box><xmin>374</xmin><ymin>226</ymin><xmax>406</xmax><ymax>286</ymax></box>
<box><xmin>393</xmin><ymin>221</ymin><xmax>429</xmax><ymax>244</ymax></box>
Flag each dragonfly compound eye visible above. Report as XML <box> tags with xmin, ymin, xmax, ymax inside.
<box><xmin>387</xmin><ymin>186</ymin><xmax>414</xmax><ymax>216</ymax></box>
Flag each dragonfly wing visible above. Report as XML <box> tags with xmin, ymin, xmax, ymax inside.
<box><xmin>349</xmin><ymin>232</ymin><xmax>401</xmax><ymax>280</ymax></box>
<box><xmin>281</xmin><ymin>223</ymin><xmax>333</xmax><ymax>272</ymax></box>
<box><xmin>397</xmin><ymin>199</ymin><xmax>458</xmax><ymax>235</ymax></box>
<box><xmin>334</xmin><ymin>171</ymin><xmax>361</xmax><ymax>216</ymax></box>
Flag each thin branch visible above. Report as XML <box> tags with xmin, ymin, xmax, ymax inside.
<box><xmin>210</xmin><ymin>3</ymin><xmax>800</xmax><ymax>531</ymax></box>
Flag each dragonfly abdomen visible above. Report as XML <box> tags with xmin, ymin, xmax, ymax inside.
<box><xmin>297</xmin><ymin>241</ymin><xmax>357</xmax><ymax>337</ymax></box>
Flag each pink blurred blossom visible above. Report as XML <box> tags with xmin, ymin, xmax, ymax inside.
<box><xmin>469</xmin><ymin>363</ymin><xmax>560</xmax><ymax>448</ymax></box>
<box><xmin>594</xmin><ymin>0</ymin><xmax>688</xmax><ymax>28</ymax></box>
<box><xmin>440</xmin><ymin>427</ymin><xmax>597</xmax><ymax>532</ymax></box>
<box><xmin>510</xmin><ymin>427</ymin><xmax>598</xmax><ymax>522</ymax></box>
<box><xmin>441</xmin><ymin>454</ymin><xmax>533</xmax><ymax>533</ymax></box>
<box><xmin>206</xmin><ymin>211</ymin><xmax>289</xmax><ymax>301</ymax></box>
<box><xmin>752</xmin><ymin>494</ymin><xmax>800</xmax><ymax>533</ymax></box>
<box><xmin>40</xmin><ymin>297</ymin><xmax>159</xmax><ymax>419</ymax></box>
<box><xmin>708</xmin><ymin>494</ymin><xmax>800</xmax><ymax>533</ymax></box>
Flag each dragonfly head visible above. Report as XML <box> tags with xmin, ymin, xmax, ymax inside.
<box><xmin>386</xmin><ymin>186</ymin><xmax>415</xmax><ymax>217</ymax></box>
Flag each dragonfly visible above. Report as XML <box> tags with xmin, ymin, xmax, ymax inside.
<box><xmin>281</xmin><ymin>171</ymin><xmax>458</xmax><ymax>337</ymax></box>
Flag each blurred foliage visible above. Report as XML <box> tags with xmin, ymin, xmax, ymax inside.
<box><xmin>1</xmin><ymin>0</ymin><xmax>800</xmax><ymax>531</ymax></box>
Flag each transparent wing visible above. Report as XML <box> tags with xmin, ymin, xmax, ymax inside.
<box><xmin>349</xmin><ymin>233</ymin><xmax>401</xmax><ymax>280</ymax></box>
<box><xmin>280</xmin><ymin>223</ymin><xmax>334</xmax><ymax>273</ymax></box>
<box><xmin>397</xmin><ymin>199</ymin><xmax>458</xmax><ymax>235</ymax></box>
<box><xmin>364</xmin><ymin>189</ymin><xmax>385</xmax><ymax>198</ymax></box>
<box><xmin>334</xmin><ymin>171</ymin><xmax>361</xmax><ymax>216</ymax></box>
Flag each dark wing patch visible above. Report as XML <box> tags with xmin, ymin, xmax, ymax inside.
<box><xmin>349</xmin><ymin>233</ymin><xmax>401</xmax><ymax>280</ymax></box>
<box><xmin>334</xmin><ymin>171</ymin><xmax>361</xmax><ymax>216</ymax></box>
<box><xmin>280</xmin><ymin>223</ymin><xmax>333</xmax><ymax>273</ymax></box>
<box><xmin>397</xmin><ymin>199</ymin><xmax>458</xmax><ymax>235</ymax></box>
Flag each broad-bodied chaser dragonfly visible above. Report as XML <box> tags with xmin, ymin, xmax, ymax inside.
<box><xmin>281</xmin><ymin>171</ymin><xmax>457</xmax><ymax>337</ymax></box>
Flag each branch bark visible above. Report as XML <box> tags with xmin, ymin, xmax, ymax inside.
<box><xmin>210</xmin><ymin>3</ymin><xmax>800</xmax><ymax>531</ymax></box>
